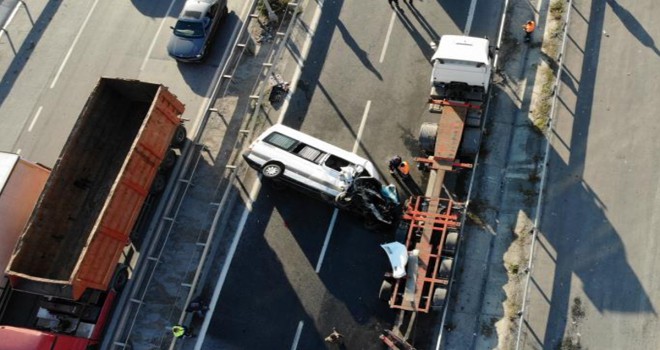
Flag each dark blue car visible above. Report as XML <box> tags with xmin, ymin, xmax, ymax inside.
<box><xmin>167</xmin><ymin>0</ymin><xmax>227</xmax><ymax>62</ymax></box>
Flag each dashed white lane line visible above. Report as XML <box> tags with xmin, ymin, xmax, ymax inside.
<box><xmin>290</xmin><ymin>320</ymin><xmax>304</xmax><ymax>350</ymax></box>
<box><xmin>353</xmin><ymin>100</ymin><xmax>372</xmax><ymax>153</ymax></box>
<box><xmin>380</xmin><ymin>13</ymin><xmax>397</xmax><ymax>63</ymax></box>
<box><xmin>315</xmin><ymin>209</ymin><xmax>339</xmax><ymax>273</ymax></box>
<box><xmin>28</xmin><ymin>106</ymin><xmax>43</xmax><ymax>132</ymax></box>
<box><xmin>465</xmin><ymin>0</ymin><xmax>479</xmax><ymax>35</ymax></box>
<box><xmin>50</xmin><ymin>0</ymin><xmax>101</xmax><ymax>89</ymax></box>
<box><xmin>140</xmin><ymin>0</ymin><xmax>179</xmax><ymax>71</ymax></box>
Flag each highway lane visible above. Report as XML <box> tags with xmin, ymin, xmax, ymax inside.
<box><xmin>203</xmin><ymin>0</ymin><xmax>503</xmax><ymax>349</ymax></box>
<box><xmin>526</xmin><ymin>0</ymin><xmax>660</xmax><ymax>348</ymax></box>
<box><xmin>0</xmin><ymin>0</ymin><xmax>248</xmax><ymax>167</ymax></box>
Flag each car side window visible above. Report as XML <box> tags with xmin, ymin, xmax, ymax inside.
<box><xmin>324</xmin><ymin>155</ymin><xmax>351</xmax><ymax>172</ymax></box>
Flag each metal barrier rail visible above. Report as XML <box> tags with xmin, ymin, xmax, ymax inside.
<box><xmin>515</xmin><ymin>0</ymin><xmax>575</xmax><ymax>348</ymax></box>
<box><xmin>107</xmin><ymin>0</ymin><xmax>305</xmax><ymax>349</ymax></box>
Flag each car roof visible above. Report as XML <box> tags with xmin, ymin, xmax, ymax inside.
<box><xmin>180</xmin><ymin>0</ymin><xmax>215</xmax><ymax>19</ymax></box>
<box><xmin>260</xmin><ymin>124</ymin><xmax>380</xmax><ymax>179</ymax></box>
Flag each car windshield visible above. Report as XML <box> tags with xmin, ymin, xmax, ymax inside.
<box><xmin>173</xmin><ymin>20</ymin><xmax>204</xmax><ymax>38</ymax></box>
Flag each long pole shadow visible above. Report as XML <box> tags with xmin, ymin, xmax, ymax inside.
<box><xmin>606</xmin><ymin>0</ymin><xmax>659</xmax><ymax>56</ymax></box>
<box><xmin>335</xmin><ymin>20</ymin><xmax>383</xmax><ymax>81</ymax></box>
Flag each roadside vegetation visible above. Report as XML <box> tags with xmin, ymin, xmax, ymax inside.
<box><xmin>532</xmin><ymin>0</ymin><xmax>567</xmax><ymax>132</ymax></box>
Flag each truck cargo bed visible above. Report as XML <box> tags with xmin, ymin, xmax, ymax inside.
<box><xmin>6</xmin><ymin>78</ymin><xmax>184</xmax><ymax>300</ymax></box>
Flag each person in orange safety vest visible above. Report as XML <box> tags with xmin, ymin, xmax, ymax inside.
<box><xmin>523</xmin><ymin>20</ymin><xmax>536</xmax><ymax>41</ymax></box>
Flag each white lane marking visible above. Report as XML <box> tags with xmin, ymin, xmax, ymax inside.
<box><xmin>278</xmin><ymin>0</ymin><xmax>324</xmax><ymax>120</ymax></box>
<box><xmin>194</xmin><ymin>179</ymin><xmax>261</xmax><ymax>350</ymax></box>
<box><xmin>140</xmin><ymin>0</ymin><xmax>179</xmax><ymax>71</ymax></box>
<box><xmin>352</xmin><ymin>100</ymin><xmax>371</xmax><ymax>153</ymax></box>
<box><xmin>50</xmin><ymin>0</ymin><xmax>101</xmax><ymax>89</ymax></box>
<box><xmin>315</xmin><ymin>209</ymin><xmax>338</xmax><ymax>273</ymax></box>
<box><xmin>0</xmin><ymin>1</ymin><xmax>24</xmax><ymax>42</ymax></box>
<box><xmin>28</xmin><ymin>106</ymin><xmax>43</xmax><ymax>132</ymax></box>
<box><xmin>465</xmin><ymin>0</ymin><xmax>478</xmax><ymax>35</ymax></box>
<box><xmin>290</xmin><ymin>320</ymin><xmax>304</xmax><ymax>350</ymax></box>
<box><xmin>380</xmin><ymin>13</ymin><xmax>396</xmax><ymax>63</ymax></box>
<box><xmin>15</xmin><ymin>148</ymin><xmax>21</xmax><ymax>155</ymax></box>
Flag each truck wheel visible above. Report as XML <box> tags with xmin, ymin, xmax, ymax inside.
<box><xmin>112</xmin><ymin>266</ymin><xmax>130</xmax><ymax>292</ymax></box>
<box><xmin>459</xmin><ymin>127</ymin><xmax>481</xmax><ymax>158</ymax></box>
<box><xmin>439</xmin><ymin>258</ymin><xmax>453</xmax><ymax>279</ymax></box>
<box><xmin>443</xmin><ymin>230</ymin><xmax>459</xmax><ymax>256</ymax></box>
<box><xmin>419</xmin><ymin>122</ymin><xmax>438</xmax><ymax>155</ymax></box>
<box><xmin>379</xmin><ymin>280</ymin><xmax>393</xmax><ymax>301</ymax></box>
<box><xmin>262</xmin><ymin>162</ymin><xmax>283</xmax><ymax>178</ymax></box>
<box><xmin>171</xmin><ymin>124</ymin><xmax>187</xmax><ymax>148</ymax></box>
<box><xmin>150</xmin><ymin>172</ymin><xmax>167</xmax><ymax>194</ymax></box>
<box><xmin>432</xmin><ymin>287</ymin><xmax>447</xmax><ymax>309</ymax></box>
<box><xmin>161</xmin><ymin>149</ymin><xmax>178</xmax><ymax>171</ymax></box>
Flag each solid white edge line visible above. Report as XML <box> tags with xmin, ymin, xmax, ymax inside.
<box><xmin>140</xmin><ymin>0</ymin><xmax>179</xmax><ymax>71</ymax></box>
<box><xmin>315</xmin><ymin>209</ymin><xmax>338</xmax><ymax>273</ymax></box>
<box><xmin>28</xmin><ymin>106</ymin><xmax>43</xmax><ymax>132</ymax></box>
<box><xmin>352</xmin><ymin>100</ymin><xmax>371</xmax><ymax>153</ymax></box>
<box><xmin>194</xmin><ymin>179</ymin><xmax>261</xmax><ymax>350</ymax></box>
<box><xmin>290</xmin><ymin>320</ymin><xmax>304</xmax><ymax>350</ymax></box>
<box><xmin>379</xmin><ymin>13</ymin><xmax>396</xmax><ymax>63</ymax></box>
<box><xmin>464</xmin><ymin>0</ymin><xmax>478</xmax><ymax>35</ymax></box>
<box><xmin>49</xmin><ymin>0</ymin><xmax>101</xmax><ymax>89</ymax></box>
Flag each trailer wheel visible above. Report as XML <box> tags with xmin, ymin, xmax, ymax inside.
<box><xmin>161</xmin><ymin>149</ymin><xmax>178</xmax><ymax>171</ymax></box>
<box><xmin>262</xmin><ymin>162</ymin><xmax>284</xmax><ymax>178</ymax></box>
<box><xmin>432</xmin><ymin>287</ymin><xmax>447</xmax><ymax>309</ymax></box>
<box><xmin>379</xmin><ymin>280</ymin><xmax>393</xmax><ymax>302</ymax></box>
<box><xmin>171</xmin><ymin>124</ymin><xmax>187</xmax><ymax>148</ymax></box>
<box><xmin>395</xmin><ymin>221</ymin><xmax>409</xmax><ymax>243</ymax></box>
<box><xmin>112</xmin><ymin>266</ymin><xmax>130</xmax><ymax>292</ymax></box>
<box><xmin>419</xmin><ymin>122</ymin><xmax>438</xmax><ymax>155</ymax></box>
<box><xmin>439</xmin><ymin>258</ymin><xmax>453</xmax><ymax>279</ymax></box>
<box><xmin>150</xmin><ymin>172</ymin><xmax>167</xmax><ymax>194</ymax></box>
<box><xmin>444</xmin><ymin>231</ymin><xmax>459</xmax><ymax>256</ymax></box>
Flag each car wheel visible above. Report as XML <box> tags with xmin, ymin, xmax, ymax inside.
<box><xmin>262</xmin><ymin>162</ymin><xmax>283</xmax><ymax>178</ymax></box>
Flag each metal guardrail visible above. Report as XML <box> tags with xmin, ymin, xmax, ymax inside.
<box><xmin>107</xmin><ymin>1</ymin><xmax>305</xmax><ymax>349</ymax></box>
<box><xmin>515</xmin><ymin>0</ymin><xmax>575</xmax><ymax>348</ymax></box>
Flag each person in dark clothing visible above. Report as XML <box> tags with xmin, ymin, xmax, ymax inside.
<box><xmin>185</xmin><ymin>296</ymin><xmax>209</xmax><ymax>318</ymax></box>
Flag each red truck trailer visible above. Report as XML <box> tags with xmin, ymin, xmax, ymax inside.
<box><xmin>0</xmin><ymin>78</ymin><xmax>185</xmax><ymax>349</ymax></box>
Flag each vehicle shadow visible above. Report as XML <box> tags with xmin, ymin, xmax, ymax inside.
<box><xmin>175</xmin><ymin>11</ymin><xmax>240</xmax><ymax>96</ymax></box>
<box><xmin>130</xmin><ymin>0</ymin><xmax>175</xmax><ymax>17</ymax></box>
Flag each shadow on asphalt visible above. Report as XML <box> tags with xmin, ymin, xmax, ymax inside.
<box><xmin>0</xmin><ymin>0</ymin><xmax>62</xmax><ymax>108</ymax></box>
<box><xmin>532</xmin><ymin>0</ymin><xmax>657</xmax><ymax>347</ymax></box>
<box><xmin>176</xmin><ymin>11</ymin><xmax>241</xmax><ymax>96</ymax></box>
<box><xmin>205</xmin><ymin>182</ymin><xmax>396</xmax><ymax>349</ymax></box>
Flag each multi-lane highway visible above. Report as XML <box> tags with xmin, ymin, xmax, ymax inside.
<box><xmin>198</xmin><ymin>0</ymin><xmax>502</xmax><ymax>348</ymax></box>
<box><xmin>0</xmin><ymin>0</ymin><xmax>248</xmax><ymax>166</ymax></box>
<box><xmin>7</xmin><ymin>0</ymin><xmax>658</xmax><ymax>349</ymax></box>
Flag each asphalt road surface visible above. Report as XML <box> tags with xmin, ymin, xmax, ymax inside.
<box><xmin>525</xmin><ymin>0</ymin><xmax>660</xmax><ymax>349</ymax></box>
<box><xmin>0</xmin><ymin>0</ymin><xmax>246</xmax><ymax>167</ymax></box>
<box><xmin>201</xmin><ymin>0</ymin><xmax>503</xmax><ymax>349</ymax></box>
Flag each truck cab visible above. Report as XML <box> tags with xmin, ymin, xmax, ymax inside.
<box><xmin>430</xmin><ymin>35</ymin><xmax>492</xmax><ymax>99</ymax></box>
